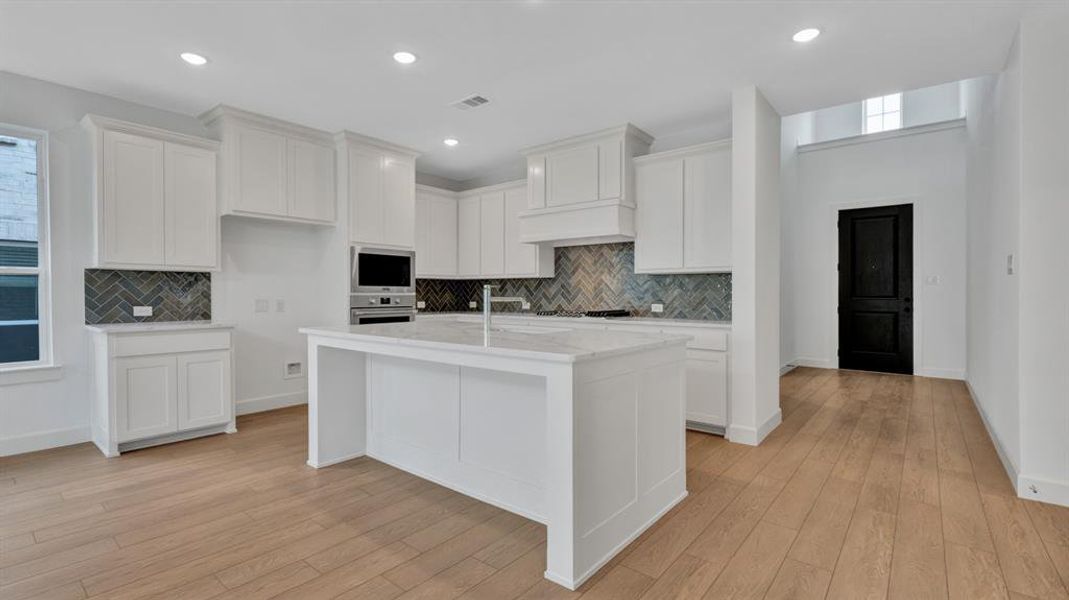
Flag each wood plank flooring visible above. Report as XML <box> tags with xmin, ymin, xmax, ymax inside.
<box><xmin>3</xmin><ymin>368</ymin><xmax>1068</xmax><ymax>599</ymax></box>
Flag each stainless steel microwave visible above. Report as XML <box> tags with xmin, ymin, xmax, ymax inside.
<box><xmin>350</xmin><ymin>246</ymin><xmax>415</xmax><ymax>294</ymax></box>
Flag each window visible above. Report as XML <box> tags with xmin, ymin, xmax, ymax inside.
<box><xmin>863</xmin><ymin>93</ymin><xmax>903</xmax><ymax>134</ymax></box>
<box><xmin>0</xmin><ymin>124</ymin><xmax>51</xmax><ymax>367</ymax></box>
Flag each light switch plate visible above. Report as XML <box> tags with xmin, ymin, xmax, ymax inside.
<box><xmin>651</xmin><ymin>303</ymin><xmax>664</xmax><ymax>313</ymax></box>
<box><xmin>522</xmin><ymin>301</ymin><xmax>531</xmax><ymax>310</ymax></box>
<box><xmin>254</xmin><ymin>299</ymin><xmax>269</xmax><ymax>313</ymax></box>
<box><xmin>132</xmin><ymin>305</ymin><xmax>152</xmax><ymax>317</ymax></box>
<box><xmin>469</xmin><ymin>301</ymin><xmax>477</xmax><ymax>309</ymax></box>
<box><xmin>416</xmin><ymin>300</ymin><xmax>426</xmax><ymax>309</ymax></box>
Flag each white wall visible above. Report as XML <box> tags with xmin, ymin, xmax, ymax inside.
<box><xmin>781</xmin><ymin>121</ymin><xmax>968</xmax><ymax>378</ymax></box>
<box><xmin>730</xmin><ymin>85</ymin><xmax>781</xmax><ymax>445</ymax></box>
<box><xmin>963</xmin><ymin>67</ymin><xmax>1021</xmax><ymax>474</ymax></box>
<box><xmin>805</xmin><ymin>81</ymin><xmax>964</xmax><ymax>145</ymax></box>
<box><xmin>963</xmin><ymin>8</ymin><xmax>1069</xmax><ymax>507</ymax></box>
<box><xmin>0</xmin><ymin>72</ymin><xmax>211</xmax><ymax>453</ymax></box>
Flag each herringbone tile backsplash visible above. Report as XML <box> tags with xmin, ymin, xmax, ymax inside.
<box><xmin>85</xmin><ymin>270</ymin><xmax>211</xmax><ymax>324</ymax></box>
<box><xmin>417</xmin><ymin>243</ymin><xmax>731</xmax><ymax>320</ymax></box>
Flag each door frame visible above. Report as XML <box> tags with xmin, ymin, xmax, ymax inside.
<box><xmin>827</xmin><ymin>195</ymin><xmax>922</xmax><ymax>374</ymax></box>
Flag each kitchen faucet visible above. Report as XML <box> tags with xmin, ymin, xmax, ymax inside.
<box><xmin>483</xmin><ymin>284</ymin><xmax>525</xmax><ymax>345</ymax></box>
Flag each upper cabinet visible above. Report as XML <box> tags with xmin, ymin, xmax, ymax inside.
<box><xmin>200</xmin><ymin>105</ymin><xmax>335</xmax><ymax>225</ymax></box>
<box><xmin>82</xmin><ymin>115</ymin><xmax>220</xmax><ymax>271</ymax></box>
<box><xmin>416</xmin><ymin>182</ymin><xmax>553</xmax><ymax>280</ymax></box>
<box><xmin>519</xmin><ymin>124</ymin><xmax>653</xmax><ymax>246</ymax></box>
<box><xmin>634</xmin><ymin>140</ymin><xmax>732</xmax><ymax>274</ymax></box>
<box><xmin>415</xmin><ymin>186</ymin><xmax>459</xmax><ymax>277</ymax></box>
<box><xmin>336</xmin><ymin>131</ymin><xmax>419</xmax><ymax>250</ymax></box>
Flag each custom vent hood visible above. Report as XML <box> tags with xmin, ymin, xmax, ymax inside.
<box><xmin>519</xmin><ymin>124</ymin><xmax>653</xmax><ymax>247</ymax></box>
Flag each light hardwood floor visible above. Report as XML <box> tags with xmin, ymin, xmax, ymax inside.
<box><xmin>3</xmin><ymin>368</ymin><xmax>1068</xmax><ymax>600</ymax></box>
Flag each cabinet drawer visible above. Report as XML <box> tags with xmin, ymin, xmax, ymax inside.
<box><xmin>680</xmin><ymin>329</ymin><xmax>728</xmax><ymax>351</ymax></box>
<box><xmin>111</xmin><ymin>330</ymin><xmax>231</xmax><ymax>357</ymax></box>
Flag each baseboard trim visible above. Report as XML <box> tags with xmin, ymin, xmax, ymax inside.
<box><xmin>727</xmin><ymin>408</ymin><xmax>783</xmax><ymax>446</ymax></box>
<box><xmin>236</xmin><ymin>391</ymin><xmax>307</xmax><ymax>416</ymax></box>
<box><xmin>916</xmin><ymin>367</ymin><xmax>966</xmax><ymax>380</ymax></box>
<box><xmin>964</xmin><ymin>379</ymin><xmax>1021</xmax><ymax>493</ymax></box>
<box><xmin>0</xmin><ymin>425</ymin><xmax>91</xmax><ymax>457</ymax></box>
<box><xmin>1017</xmin><ymin>474</ymin><xmax>1069</xmax><ymax>508</ymax></box>
<box><xmin>780</xmin><ymin>363</ymin><xmax>797</xmax><ymax>376</ymax></box>
<box><xmin>792</xmin><ymin>357</ymin><xmax>836</xmax><ymax>369</ymax></box>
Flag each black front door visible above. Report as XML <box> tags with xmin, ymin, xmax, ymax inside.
<box><xmin>838</xmin><ymin>204</ymin><xmax>913</xmax><ymax>374</ymax></box>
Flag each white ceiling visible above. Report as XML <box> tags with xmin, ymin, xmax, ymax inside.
<box><xmin>0</xmin><ymin>1</ymin><xmax>1034</xmax><ymax>181</ymax></box>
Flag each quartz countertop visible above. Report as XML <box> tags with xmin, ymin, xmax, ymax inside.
<box><xmin>418</xmin><ymin>311</ymin><xmax>731</xmax><ymax>330</ymax></box>
<box><xmin>299</xmin><ymin>319</ymin><xmax>690</xmax><ymax>363</ymax></box>
<box><xmin>84</xmin><ymin>321</ymin><xmax>235</xmax><ymax>334</ymax></box>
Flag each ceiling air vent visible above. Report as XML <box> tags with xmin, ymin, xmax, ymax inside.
<box><xmin>450</xmin><ymin>94</ymin><xmax>490</xmax><ymax>110</ymax></box>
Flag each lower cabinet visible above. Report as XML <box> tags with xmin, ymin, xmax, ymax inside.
<box><xmin>91</xmin><ymin>326</ymin><xmax>235</xmax><ymax>456</ymax></box>
<box><xmin>685</xmin><ymin>350</ymin><xmax>728</xmax><ymax>430</ymax></box>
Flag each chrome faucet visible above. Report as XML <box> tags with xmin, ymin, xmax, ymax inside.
<box><xmin>482</xmin><ymin>285</ymin><xmax>525</xmax><ymax>345</ymax></box>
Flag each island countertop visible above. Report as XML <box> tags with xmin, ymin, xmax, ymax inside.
<box><xmin>299</xmin><ymin>319</ymin><xmax>690</xmax><ymax>363</ymax></box>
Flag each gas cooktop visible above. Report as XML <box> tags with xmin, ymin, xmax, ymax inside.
<box><xmin>535</xmin><ymin>309</ymin><xmax>631</xmax><ymax>318</ymax></box>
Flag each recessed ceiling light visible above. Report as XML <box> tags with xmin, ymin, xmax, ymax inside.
<box><xmin>792</xmin><ymin>28</ymin><xmax>821</xmax><ymax>43</ymax></box>
<box><xmin>179</xmin><ymin>52</ymin><xmax>208</xmax><ymax>66</ymax></box>
<box><xmin>443</xmin><ymin>138</ymin><xmax>459</xmax><ymax>147</ymax></box>
<box><xmin>393</xmin><ymin>51</ymin><xmax>418</xmax><ymax>65</ymax></box>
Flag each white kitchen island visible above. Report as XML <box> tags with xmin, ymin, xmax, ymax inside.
<box><xmin>299</xmin><ymin>319</ymin><xmax>689</xmax><ymax>590</ymax></box>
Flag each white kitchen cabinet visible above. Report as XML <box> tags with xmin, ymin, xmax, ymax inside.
<box><xmin>177</xmin><ymin>350</ymin><xmax>232</xmax><ymax>431</ymax></box>
<box><xmin>201</xmin><ymin>105</ymin><xmax>335</xmax><ymax>225</ymax></box>
<box><xmin>480</xmin><ymin>191</ymin><xmax>506</xmax><ymax>276</ymax></box>
<box><xmin>504</xmin><ymin>186</ymin><xmax>541</xmax><ymax>276</ymax></box>
<box><xmin>288</xmin><ymin>138</ymin><xmax>336</xmax><ymax>222</ymax></box>
<box><xmin>519</xmin><ymin>124</ymin><xmax>653</xmax><ymax>246</ymax></box>
<box><xmin>415</xmin><ymin>186</ymin><xmax>458</xmax><ymax>277</ymax></box>
<box><xmin>115</xmin><ymin>354</ymin><xmax>177</xmax><ymax>442</ymax></box>
<box><xmin>83</xmin><ymin>115</ymin><xmax>220</xmax><ymax>271</ymax></box>
<box><xmin>686</xmin><ymin>351</ymin><xmax>728</xmax><ymax>430</ymax></box>
<box><xmin>634</xmin><ymin>140</ymin><xmax>732</xmax><ymax>274</ymax></box>
<box><xmin>89</xmin><ymin>324</ymin><xmax>235</xmax><ymax>457</ymax></box>
<box><xmin>337</xmin><ymin>131</ymin><xmax>420</xmax><ymax>249</ymax></box>
<box><xmin>457</xmin><ymin>195</ymin><xmax>481</xmax><ymax>277</ymax></box>
<box><xmin>165</xmin><ymin>142</ymin><xmax>218</xmax><ymax>269</ymax></box>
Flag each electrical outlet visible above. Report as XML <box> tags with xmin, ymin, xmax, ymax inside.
<box><xmin>469</xmin><ymin>301</ymin><xmax>477</xmax><ymax>309</ymax></box>
<box><xmin>651</xmin><ymin>303</ymin><xmax>664</xmax><ymax>314</ymax></box>
<box><xmin>275</xmin><ymin>299</ymin><xmax>285</xmax><ymax>313</ymax></box>
<box><xmin>416</xmin><ymin>300</ymin><xmax>426</xmax><ymax>309</ymax></box>
<box><xmin>132</xmin><ymin>306</ymin><xmax>152</xmax><ymax>317</ymax></box>
<box><xmin>924</xmin><ymin>275</ymin><xmax>941</xmax><ymax>286</ymax></box>
<box><xmin>254</xmin><ymin>299</ymin><xmax>269</xmax><ymax>313</ymax></box>
<box><xmin>283</xmin><ymin>361</ymin><xmax>303</xmax><ymax>379</ymax></box>
<box><xmin>522</xmin><ymin>301</ymin><xmax>531</xmax><ymax>310</ymax></box>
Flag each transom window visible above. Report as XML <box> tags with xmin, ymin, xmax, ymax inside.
<box><xmin>863</xmin><ymin>93</ymin><xmax>903</xmax><ymax>134</ymax></box>
<box><xmin>0</xmin><ymin>124</ymin><xmax>51</xmax><ymax>367</ymax></box>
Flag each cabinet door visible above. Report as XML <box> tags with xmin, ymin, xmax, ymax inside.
<box><xmin>415</xmin><ymin>193</ymin><xmax>431</xmax><ymax>276</ymax></box>
<box><xmin>504</xmin><ymin>186</ymin><xmax>537</xmax><ymax>276</ymax></box>
<box><xmin>234</xmin><ymin>125</ymin><xmax>287</xmax><ymax>216</ymax></box>
<box><xmin>288</xmin><ymin>138</ymin><xmax>335</xmax><ymax>223</ymax></box>
<box><xmin>348</xmin><ymin>147</ymin><xmax>383</xmax><ymax>245</ymax></box>
<box><xmin>102</xmin><ymin>130</ymin><xmax>165</xmax><ymax>266</ymax></box>
<box><xmin>164</xmin><ymin>142</ymin><xmax>217</xmax><ymax>269</ymax></box>
<box><xmin>526</xmin><ymin>155</ymin><xmax>547</xmax><ymax>209</ymax></box>
<box><xmin>177</xmin><ymin>350</ymin><xmax>232</xmax><ymax>431</ymax></box>
<box><xmin>428</xmin><ymin>195</ymin><xmax>458</xmax><ymax>276</ymax></box>
<box><xmin>479</xmin><ymin>192</ymin><xmax>505</xmax><ymax>276</ymax></box>
<box><xmin>457</xmin><ymin>196</ymin><xmax>481</xmax><ymax>277</ymax></box>
<box><xmin>686</xmin><ymin>350</ymin><xmax>727</xmax><ymax>428</ymax></box>
<box><xmin>683</xmin><ymin>150</ymin><xmax>732</xmax><ymax>270</ymax></box>
<box><xmin>634</xmin><ymin>158</ymin><xmax>684</xmax><ymax>271</ymax></box>
<box><xmin>598</xmin><ymin>140</ymin><xmax>623</xmax><ymax>201</ymax></box>
<box><xmin>115</xmin><ymin>355</ymin><xmax>178</xmax><ymax>442</ymax></box>
<box><xmin>547</xmin><ymin>144</ymin><xmax>598</xmax><ymax>207</ymax></box>
<box><xmin>382</xmin><ymin>155</ymin><xmax>415</xmax><ymax>248</ymax></box>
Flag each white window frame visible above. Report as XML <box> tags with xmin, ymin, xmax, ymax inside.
<box><xmin>0</xmin><ymin>123</ymin><xmax>54</xmax><ymax>372</ymax></box>
<box><xmin>862</xmin><ymin>93</ymin><xmax>903</xmax><ymax>135</ymax></box>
